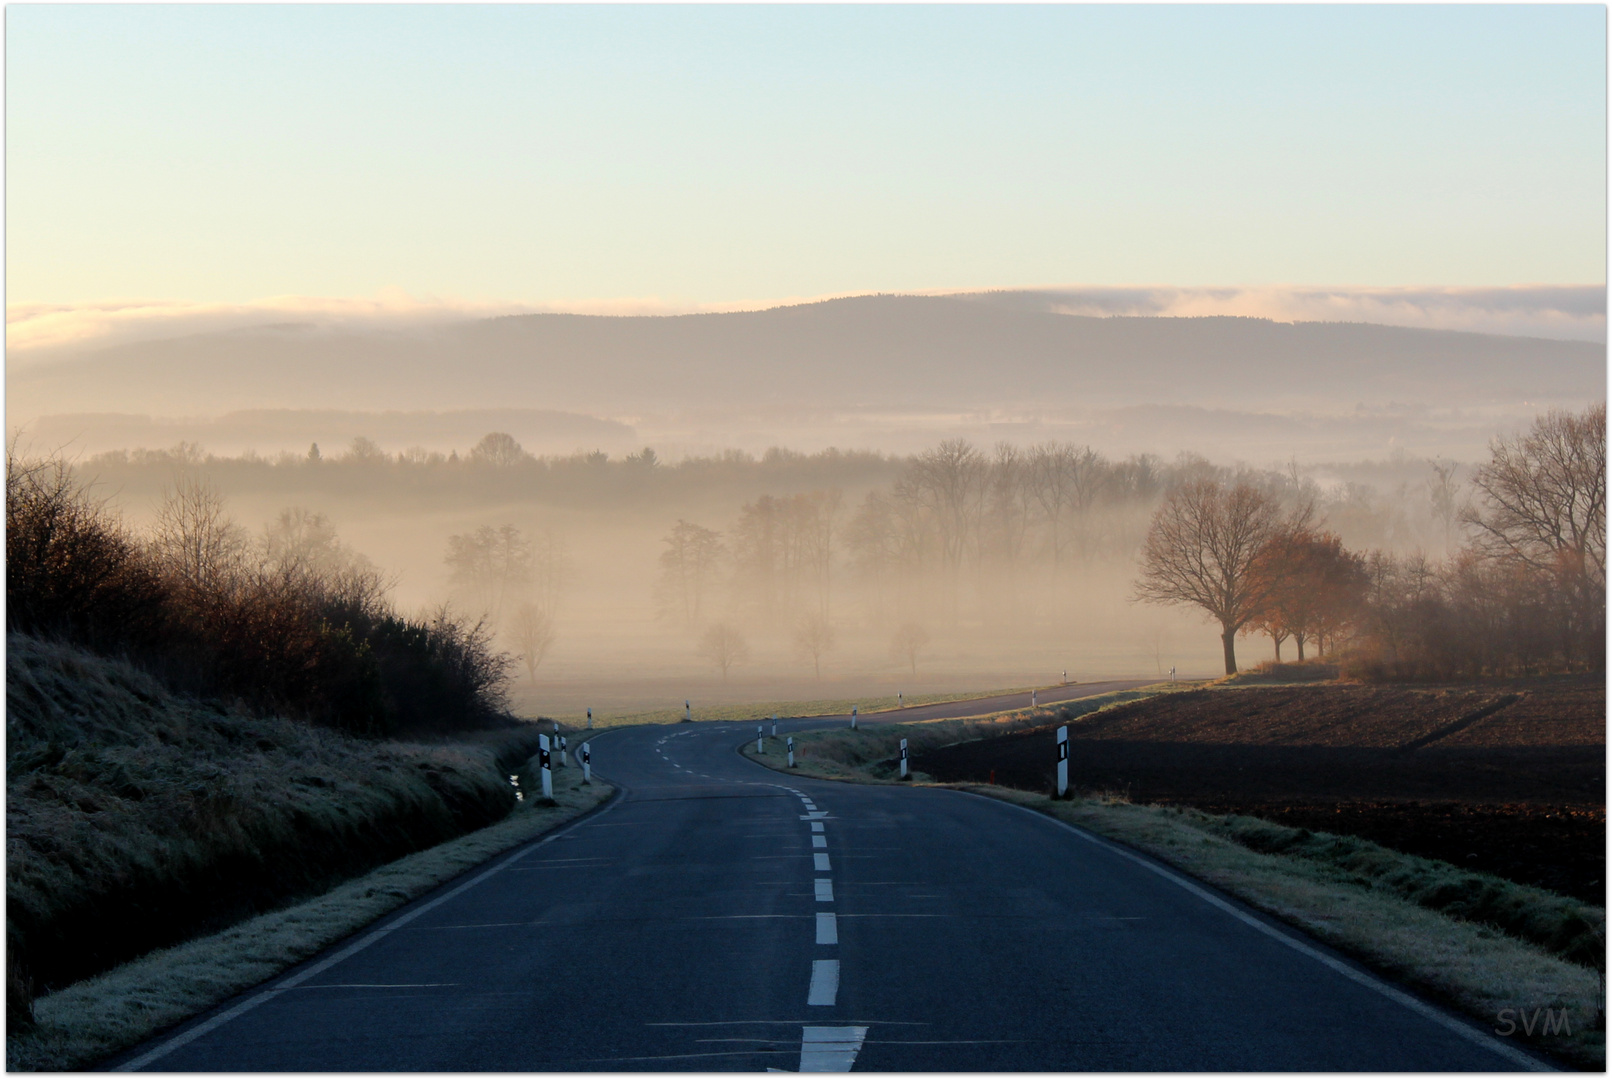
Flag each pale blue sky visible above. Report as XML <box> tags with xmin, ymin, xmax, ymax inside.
<box><xmin>6</xmin><ymin>4</ymin><xmax>1606</xmax><ymax>306</ymax></box>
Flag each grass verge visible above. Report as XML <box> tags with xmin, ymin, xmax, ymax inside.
<box><xmin>7</xmin><ymin>634</ymin><xmax>562</xmax><ymax>1008</ymax></box>
<box><xmin>740</xmin><ymin>705</ymin><xmax>1605</xmax><ymax>1070</ymax></box>
<box><xmin>6</xmin><ymin>762</ymin><xmax>614</xmax><ymax>1072</ymax></box>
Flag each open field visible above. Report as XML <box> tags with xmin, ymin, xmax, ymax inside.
<box><xmin>531</xmin><ymin>685</ymin><xmax>1036</xmax><ymax>728</ymax></box>
<box><xmin>910</xmin><ymin>680</ymin><xmax>1606</xmax><ymax>903</ymax></box>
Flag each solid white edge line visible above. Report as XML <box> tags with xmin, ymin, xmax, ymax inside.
<box><xmin>955</xmin><ymin>790</ymin><xmax>1553</xmax><ymax>1072</ymax></box>
<box><xmin>115</xmin><ymin>790</ymin><xmax>625</xmax><ymax>1071</ymax></box>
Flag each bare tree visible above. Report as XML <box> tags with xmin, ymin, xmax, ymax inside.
<box><xmin>1027</xmin><ymin>442</ymin><xmax>1105</xmax><ymax>567</ymax></box>
<box><xmin>657</xmin><ymin>520</ymin><xmax>726</xmax><ymax>626</ymax></box>
<box><xmin>345</xmin><ymin>436</ymin><xmax>387</xmax><ymax>464</ymax></box>
<box><xmin>986</xmin><ymin>443</ymin><xmax>1034</xmax><ymax>563</ymax></box>
<box><xmin>844</xmin><ymin>490</ymin><xmax>930</xmax><ymax>621</ymax></box>
<box><xmin>1461</xmin><ymin>404</ymin><xmax>1606</xmax><ymax>660</ymax></box>
<box><xmin>1134</xmin><ymin>479</ymin><xmax>1284</xmax><ymax>675</ymax></box>
<box><xmin>444</xmin><ymin>524</ymin><xmax>534</xmax><ymax>628</ymax></box>
<box><xmin>262</xmin><ymin>507</ymin><xmax>343</xmax><ymax>577</ymax></box>
<box><xmin>509</xmin><ymin>600</ymin><xmax>557</xmax><ymax>680</ymax></box>
<box><xmin>793</xmin><ymin>613</ymin><xmax>836</xmax><ymax>678</ymax></box>
<box><xmin>1140</xmin><ymin>625</ymin><xmax>1169</xmax><ymax>677</ymax></box>
<box><xmin>889</xmin><ymin>622</ymin><xmax>931</xmax><ymax>676</ymax></box>
<box><xmin>1462</xmin><ymin>405</ymin><xmax>1606</xmax><ymax>587</ymax></box>
<box><xmin>260</xmin><ymin>506</ymin><xmax>392</xmax><ymax>614</ymax></box>
<box><xmin>698</xmin><ymin>623</ymin><xmax>749</xmax><ymax>681</ymax></box>
<box><xmin>149</xmin><ymin>474</ymin><xmax>247</xmax><ymax>594</ymax></box>
<box><xmin>898</xmin><ymin>439</ymin><xmax>988</xmax><ymax>571</ymax></box>
<box><xmin>1427</xmin><ymin>458</ymin><xmax>1461</xmax><ymax>553</ymax></box>
<box><xmin>469</xmin><ymin>432</ymin><xmax>528</xmax><ymax>467</ymax></box>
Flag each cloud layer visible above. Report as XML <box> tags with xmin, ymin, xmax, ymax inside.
<box><xmin>959</xmin><ymin>285</ymin><xmax>1606</xmax><ymax>342</ymax></box>
<box><xmin>7</xmin><ymin>284</ymin><xmax>1603</xmax><ymax>358</ymax></box>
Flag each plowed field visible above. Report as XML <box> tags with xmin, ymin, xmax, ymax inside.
<box><xmin>912</xmin><ymin>680</ymin><xmax>1605</xmax><ymax>902</ymax></box>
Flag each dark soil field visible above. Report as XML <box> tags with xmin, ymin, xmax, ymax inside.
<box><xmin>912</xmin><ymin>680</ymin><xmax>1605</xmax><ymax>903</ymax></box>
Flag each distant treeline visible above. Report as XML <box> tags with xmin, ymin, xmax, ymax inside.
<box><xmin>45</xmin><ymin>412</ymin><xmax>1601</xmax><ymax>684</ymax></box>
<box><xmin>654</xmin><ymin>440</ymin><xmax>1456</xmax><ymax>626</ymax></box>
<box><xmin>76</xmin><ymin>436</ymin><xmax>906</xmax><ymax>511</ymax></box>
<box><xmin>6</xmin><ymin>451</ymin><xmax>514</xmax><ymax>736</ymax></box>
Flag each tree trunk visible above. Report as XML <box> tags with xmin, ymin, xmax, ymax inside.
<box><xmin>1273</xmin><ymin>635</ymin><xmax>1283</xmax><ymax>662</ymax></box>
<box><xmin>1295</xmin><ymin>634</ymin><xmax>1306</xmax><ymax>662</ymax></box>
<box><xmin>1221</xmin><ymin>627</ymin><xmax>1238</xmax><ymax>675</ymax></box>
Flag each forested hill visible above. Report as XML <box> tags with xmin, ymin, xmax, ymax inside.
<box><xmin>9</xmin><ymin>294</ymin><xmax>1605</xmax><ymax>421</ymax></box>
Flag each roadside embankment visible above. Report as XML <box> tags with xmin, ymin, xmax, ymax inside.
<box><xmin>5</xmin><ymin>633</ymin><xmax>582</xmax><ymax>1037</ymax></box>
<box><xmin>741</xmin><ymin>702</ymin><xmax>1605</xmax><ymax>1069</ymax></box>
<box><xmin>7</xmin><ymin>761</ymin><xmax>612</xmax><ymax>1071</ymax></box>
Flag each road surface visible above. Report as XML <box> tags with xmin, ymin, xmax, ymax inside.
<box><xmin>109</xmin><ymin>684</ymin><xmax>1547</xmax><ymax>1071</ymax></box>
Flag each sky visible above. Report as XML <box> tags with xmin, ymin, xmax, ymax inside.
<box><xmin>6</xmin><ymin>4</ymin><xmax>1607</xmax><ymax>313</ymax></box>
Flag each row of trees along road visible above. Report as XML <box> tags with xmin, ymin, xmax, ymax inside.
<box><xmin>1137</xmin><ymin>405</ymin><xmax>1605</xmax><ymax>676</ymax></box>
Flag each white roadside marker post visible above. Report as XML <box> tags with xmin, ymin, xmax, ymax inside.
<box><xmin>1062</xmin><ymin>668</ymin><xmax>1067</xmax><ymax>684</ymax></box>
<box><xmin>1031</xmin><ymin>689</ymin><xmax>1037</xmax><ymax>709</ymax></box>
<box><xmin>560</xmin><ymin>735</ymin><xmax>567</xmax><ymax>767</ymax></box>
<box><xmin>539</xmin><ymin>734</ymin><xmax>554</xmax><ymax>799</ymax></box>
<box><xmin>685</xmin><ymin>700</ymin><xmax>692</xmax><ymax>723</ymax></box>
<box><xmin>1056</xmin><ymin>725</ymin><xmax>1069</xmax><ymax>798</ymax></box>
<box><xmin>582</xmin><ymin>742</ymin><xmax>591</xmax><ymax>785</ymax></box>
<box><xmin>898</xmin><ymin>691</ymin><xmax>903</xmax><ymax>708</ymax></box>
<box><xmin>772</xmin><ymin>715</ymin><xmax>778</xmax><ymax>737</ymax></box>
<box><xmin>758</xmin><ymin>726</ymin><xmax>764</xmax><ymax>754</ymax></box>
<box><xmin>1170</xmin><ymin>666</ymin><xmax>1176</xmax><ymax>682</ymax></box>
<box><xmin>788</xmin><ymin>736</ymin><xmax>796</xmax><ymax>769</ymax></box>
<box><xmin>587</xmin><ymin>707</ymin><xmax>593</xmax><ymax>730</ymax></box>
<box><xmin>899</xmin><ymin>737</ymin><xmax>908</xmax><ymax>779</ymax></box>
<box><xmin>851</xmin><ymin>705</ymin><xmax>857</xmax><ymax>730</ymax></box>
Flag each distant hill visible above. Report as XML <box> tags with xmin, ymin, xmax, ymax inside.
<box><xmin>9</xmin><ymin>294</ymin><xmax>1603</xmax><ymax>428</ymax></box>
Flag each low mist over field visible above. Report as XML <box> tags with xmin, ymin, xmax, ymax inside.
<box><xmin>11</xmin><ymin>420</ymin><xmax>1588</xmax><ymax>719</ymax></box>
<box><xmin>12</xmin><ymin>289</ymin><xmax>1603</xmax><ymax>714</ymax></box>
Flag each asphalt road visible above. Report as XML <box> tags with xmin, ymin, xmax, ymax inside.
<box><xmin>110</xmin><ymin>685</ymin><xmax>1547</xmax><ymax>1071</ymax></box>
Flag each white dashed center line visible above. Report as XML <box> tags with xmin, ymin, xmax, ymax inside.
<box><xmin>815</xmin><ymin>913</ymin><xmax>838</xmax><ymax>945</ymax></box>
<box><xmin>816</xmin><ymin>879</ymin><xmax>833</xmax><ymax>902</ymax></box>
<box><xmin>810</xmin><ymin>822</ymin><xmax>825</xmax><ymax>833</ymax></box>
<box><xmin>807</xmin><ymin>960</ymin><xmax>840</xmax><ymax>1005</ymax></box>
<box><xmin>814</xmin><ymin>853</ymin><xmax>831</xmax><ymax>872</ymax></box>
<box><xmin>812</xmin><ymin>836</ymin><xmax>828</xmax><ymax>849</ymax></box>
<box><xmin>799</xmin><ymin>1026</ymin><xmax>867</xmax><ymax>1072</ymax></box>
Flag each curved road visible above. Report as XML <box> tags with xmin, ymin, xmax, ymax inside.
<box><xmin>110</xmin><ymin>684</ymin><xmax>1546</xmax><ymax>1071</ymax></box>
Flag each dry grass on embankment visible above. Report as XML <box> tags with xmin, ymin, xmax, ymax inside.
<box><xmin>742</xmin><ymin>699</ymin><xmax>1605</xmax><ymax>1070</ymax></box>
<box><xmin>7</xmin><ymin>764</ymin><xmax>612</xmax><ymax>1072</ymax></box>
<box><xmin>6</xmin><ymin>633</ymin><xmax>611</xmax><ymax>1068</ymax></box>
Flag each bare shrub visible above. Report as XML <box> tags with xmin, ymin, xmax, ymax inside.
<box><xmin>5</xmin><ymin>447</ymin><xmax>167</xmax><ymax>650</ymax></box>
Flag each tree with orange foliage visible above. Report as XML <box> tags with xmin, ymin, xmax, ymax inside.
<box><xmin>1246</xmin><ymin>528</ymin><xmax>1368</xmax><ymax>661</ymax></box>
